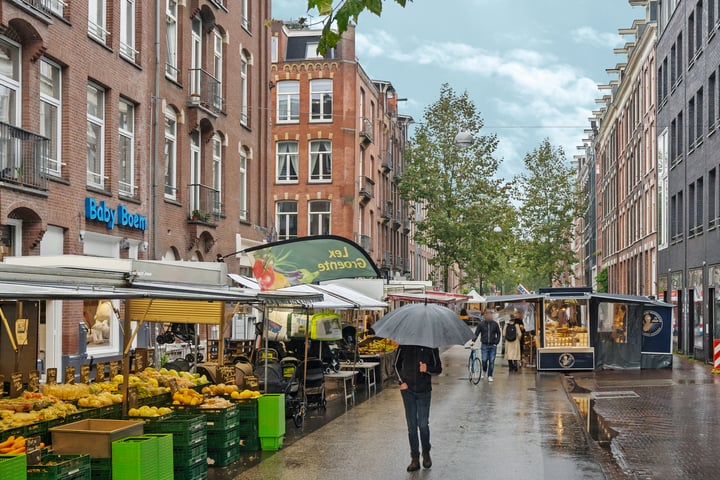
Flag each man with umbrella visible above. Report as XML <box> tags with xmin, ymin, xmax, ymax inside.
<box><xmin>373</xmin><ymin>302</ymin><xmax>473</xmax><ymax>471</ymax></box>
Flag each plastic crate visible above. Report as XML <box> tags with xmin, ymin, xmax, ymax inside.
<box><xmin>173</xmin><ymin>441</ymin><xmax>207</xmax><ymax>468</ymax></box>
<box><xmin>237</xmin><ymin>420</ymin><xmax>258</xmax><ymax>436</ymax></box>
<box><xmin>174</xmin><ymin>404</ymin><xmax>238</xmax><ymax>431</ymax></box>
<box><xmin>259</xmin><ymin>435</ymin><xmax>283</xmax><ymax>451</ymax></box>
<box><xmin>141</xmin><ymin>433</ymin><xmax>174</xmax><ymax>480</ymax></box>
<box><xmin>0</xmin><ymin>454</ymin><xmax>27</xmax><ymax>480</ymax></box>
<box><xmin>0</xmin><ymin>426</ymin><xmax>25</xmax><ymax>443</ymax></box>
<box><xmin>207</xmin><ymin>444</ymin><xmax>240</xmax><ymax>468</ymax></box>
<box><xmin>173</xmin><ymin>458</ymin><xmax>207</xmax><ymax>480</ymax></box>
<box><xmin>26</xmin><ymin>454</ymin><xmax>90</xmax><ymax>480</ymax></box>
<box><xmin>89</xmin><ymin>458</ymin><xmax>111</xmax><ymax>480</ymax></box>
<box><xmin>206</xmin><ymin>428</ymin><xmax>239</xmax><ymax>450</ymax></box>
<box><xmin>234</xmin><ymin>400</ymin><xmax>258</xmax><ymax>420</ymax></box>
<box><xmin>111</xmin><ymin>436</ymin><xmax>157</xmax><ymax>480</ymax></box>
<box><xmin>144</xmin><ymin>414</ymin><xmax>206</xmax><ymax>448</ymax></box>
<box><xmin>23</xmin><ymin>421</ymin><xmax>47</xmax><ymax>440</ymax></box>
<box><xmin>257</xmin><ymin>394</ymin><xmax>285</xmax><ymax>438</ymax></box>
<box><xmin>238</xmin><ymin>434</ymin><xmax>260</xmax><ymax>451</ymax></box>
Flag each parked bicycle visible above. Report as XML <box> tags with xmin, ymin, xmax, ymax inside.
<box><xmin>466</xmin><ymin>345</ymin><xmax>481</xmax><ymax>384</ymax></box>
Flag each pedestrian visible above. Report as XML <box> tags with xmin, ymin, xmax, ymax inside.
<box><xmin>503</xmin><ymin>313</ymin><xmax>523</xmax><ymax>372</ymax></box>
<box><xmin>395</xmin><ymin>344</ymin><xmax>442</xmax><ymax>471</ymax></box>
<box><xmin>472</xmin><ymin>306</ymin><xmax>502</xmax><ymax>381</ymax></box>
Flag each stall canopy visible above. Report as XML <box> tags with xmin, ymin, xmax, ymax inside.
<box><xmin>465</xmin><ymin>289</ymin><xmax>486</xmax><ymax>304</ymax></box>
<box><xmin>387</xmin><ymin>292</ymin><xmax>470</xmax><ymax>305</ymax></box>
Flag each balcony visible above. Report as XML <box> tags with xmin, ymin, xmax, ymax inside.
<box><xmin>0</xmin><ymin>122</ymin><xmax>49</xmax><ymax>192</ymax></box>
<box><xmin>402</xmin><ymin>219</ymin><xmax>411</xmax><ymax>233</ymax></box>
<box><xmin>359</xmin><ymin>234</ymin><xmax>371</xmax><ymax>253</ymax></box>
<box><xmin>381</xmin><ymin>201</ymin><xmax>393</xmax><ymax>223</ymax></box>
<box><xmin>359</xmin><ymin>117</ymin><xmax>373</xmax><ymax>145</ymax></box>
<box><xmin>188</xmin><ymin>69</ymin><xmax>224</xmax><ymax>114</ymax></box>
<box><xmin>188</xmin><ymin>183</ymin><xmax>222</xmax><ymax>225</ymax></box>
<box><xmin>380</xmin><ymin>150</ymin><xmax>393</xmax><ymax>173</ymax></box>
<box><xmin>359</xmin><ymin>176</ymin><xmax>374</xmax><ymax>204</ymax></box>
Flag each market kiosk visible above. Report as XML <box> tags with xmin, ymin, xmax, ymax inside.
<box><xmin>484</xmin><ymin>288</ymin><xmax>674</xmax><ymax>371</ymax></box>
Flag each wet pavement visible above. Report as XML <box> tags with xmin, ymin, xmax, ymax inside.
<box><xmin>206</xmin><ymin>346</ymin><xmax>720</xmax><ymax>479</ymax></box>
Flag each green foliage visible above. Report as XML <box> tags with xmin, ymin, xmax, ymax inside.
<box><xmin>595</xmin><ymin>267</ymin><xmax>608</xmax><ymax>293</ymax></box>
<box><xmin>513</xmin><ymin>138</ymin><xmax>581</xmax><ymax>290</ymax></box>
<box><xmin>307</xmin><ymin>0</ymin><xmax>411</xmax><ymax>54</ymax></box>
<box><xmin>399</xmin><ymin>83</ymin><xmax>511</xmax><ymax>291</ymax></box>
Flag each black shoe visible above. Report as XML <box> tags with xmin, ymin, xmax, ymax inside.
<box><xmin>407</xmin><ymin>455</ymin><xmax>420</xmax><ymax>472</ymax></box>
<box><xmin>422</xmin><ymin>451</ymin><xmax>432</xmax><ymax>469</ymax></box>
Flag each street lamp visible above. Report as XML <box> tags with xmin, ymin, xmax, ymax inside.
<box><xmin>454</xmin><ymin>130</ymin><xmax>474</xmax><ymax>147</ymax></box>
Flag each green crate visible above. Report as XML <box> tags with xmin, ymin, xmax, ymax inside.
<box><xmin>111</xmin><ymin>436</ymin><xmax>157</xmax><ymax>480</ymax></box>
<box><xmin>206</xmin><ymin>428</ymin><xmax>239</xmax><ymax>450</ymax></box>
<box><xmin>257</xmin><ymin>394</ymin><xmax>285</xmax><ymax>438</ymax></box>
<box><xmin>207</xmin><ymin>444</ymin><xmax>240</xmax><ymax>468</ymax></box>
<box><xmin>233</xmin><ymin>399</ymin><xmax>258</xmax><ymax>418</ymax></box>
<box><xmin>0</xmin><ymin>426</ymin><xmax>25</xmax><ymax>443</ymax></box>
<box><xmin>173</xmin><ymin>459</ymin><xmax>207</xmax><ymax>480</ymax></box>
<box><xmin>174</xmin><ymin>404</ymin><xmax>238</xmax><ymax>431</ymax></box>
<box><xmin>173</xmin><ymin>441</ymin><xmax>207</xmax><ymax>468</ymax></box>
<box><xmin>89</xmin><ymin>457</ymin><xmax>111</xmax><ymax>480</ymax></box>
<box><xmin>259</xmin><ymin>436</ymin><xmax>283</xmax><ymax>451</ymax></box>
<box><xmin>238</xmin><ymin>434</ymin><xmax>259</xmax><ymax>451</ymax></box>
<box><xmin>0</xmin><ymin>454</ymin><xmax>27</xmax><ymax>480</ymax></box>
<box><xmin>237</xmin><ymin>420</ymin><xmax>258</xmax><ymax>436</ymax></box>
<box><xmin>144</xmin><ymin>414</ymin><xmax>206</xmax><ymax>448</ymax></box>
<box><xmin>27</xmin><ymin>454</ymin><xmax>90</xmax><ymax>480</ymax></box>
<box><xmin>23</xmin><ymin>421</ymin><xmax>47</xmax><ymax>440</ymax></box>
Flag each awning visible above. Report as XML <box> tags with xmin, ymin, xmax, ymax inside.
<box><xmin>314</xmin><ymin>283</ymin><xmax>387</xmax><ymax>310</ymax></box>
<box><xmin>387</xmin><ymin>292</ymin><xmax>470</xmax><ymax>305</ymax></box>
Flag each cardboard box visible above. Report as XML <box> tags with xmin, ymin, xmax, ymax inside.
<box><xmin>50</xmin><ymin>419</ymin><xmax>144</xmax><ymax>458</ymax></box>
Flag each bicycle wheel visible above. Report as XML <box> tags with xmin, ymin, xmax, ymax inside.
<box><xmin>469</xmin><ymin>354</ymin><xmax>482</xmax><ymax>384</ymax></box>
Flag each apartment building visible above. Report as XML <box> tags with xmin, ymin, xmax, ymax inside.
<box><xmin>656</xmin><ymin>0</ymin><xmax>720</xmax><ymax>361</ymax></box>
<box><xmin>0</xmin><ymin>0</ymin><xmax>271</xmax><ymax>355</ymax></box>
<box><xmin>269</xmin><ymin>21</ymin><xmax>416</xmax><ymax>282</ymax></box>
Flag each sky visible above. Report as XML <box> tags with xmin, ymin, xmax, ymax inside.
<box><xmin>271</xmin><ymin>0</ymin><xmax>646</xmax><ymax>180</ymax></box>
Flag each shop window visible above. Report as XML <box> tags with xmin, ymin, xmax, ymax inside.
<box><xmin>84</xmin><ymin>299</ymin><xmax>120</xmax><ymax>355</ymax></box>
<box><xmin>544</xmin><ymin>298</ymin><xmax>589</xmax><ymax>347</ymax></box>
<box><xmin>598</xmin><ymin>302</ymin><xmax>627</xmax><ymax>344</ymax></box>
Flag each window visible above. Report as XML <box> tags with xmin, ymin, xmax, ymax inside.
<box><xmin>709</xmin><ymin>72</ymin><xmax>716</xmax><ymax>129</ymax></box>
<box><xmin>658</xmin><ymin>128</ymin><xmax>669</xmax><ymax>249</ymax></box>
<box><xmin>240</xmin><ymin>0</ymin><xmax>249</xmax><ymax>31</ymax></box>
<box><xmin>86</xmin><ymin>83</ymin><xmax>105</xmax><ymax>188</ymax></box>
<box><xmin>118</xmin><ymin>100</ymin><xmax>135</xmax><ymax>196</ymax></box>
<box><xmin>276</xmin><ymin>141</ymin><xmax>298</xmax><ymax>182</ymax></box>
<box><xmin>239</xmin><ymin>148</ymin><xmax>248</xmax><ymax>220</ymax></box>
<box><xmin>696</xmin><ymin>87</ymin><xmax>704</xmax><ymax>143</ymax></box>
<box><xmin>276</xmin><ymin>201</ymin><xmax>298</xmax><ymax>240</ymax></box>
<box><xmin>0</xmin><ymin>38</ymin><xmax>20</xmax><ymax>125</ymax></box>
<box><xmin>309</xmin><ymin>140</ymin><xmax>332</xmax><ymax>182</ymax></box>
<box><xmin>697</xmin><ymin>176</ymin><xmax>704</xmax><ymax>234</ymax></box>
<box><xmin>164</xmin><ymin>107</ymin><xmax>177</xmax><ymax>198</ymax></box>
<box><xmin>240</xmin><ymin>51</ymin><xmax>249</xmax><ymax>125</ymax></box>
<box><xmin>306</xmin><ymin>42</ymin><xmax>321</xmax><ymax>59</ymax></box>
<box><xmin>689</xmin><ymin>12</ymin><xmax>695</xmax><ymax>59</ymax></box>
<box><xmin>709</xmin><ymin>168</ymin><xmax>717</xmax><ymax>227</ymax></box>
<box><xmin>189</xmin><ymin>131</ymin><xmax>201</xmax><ymax>211</ymax></box>
<box><xmin>88</xmin><ymin>0</ymin><xmax>108</xmax><ymax>44</ymax></box>
<box><xmin>689</xmin><ymin>97</ymin><xmax>696</xmax><ymax>149</ymax></box>
<box><xmin>166</xmin><ymin>0</ymin><xmax>178</xmax><ymax>79</ymax></box>
<box><xmin>309</xmin><ymin>200</ymin><xmax>330</xmax><ymax>236</ymax></box>
<box><xmin>212</xmin><ymin>29</ymin><xmax>223</xmax><ymax>110</ymax></box>
<box><xmin>120</xmin><ymin>0</ymin><xmax>137</xmax><ymax>62</ymax></box>
<box><xmin>190</xmin><ymin>17</ymin><xmax>202</xmax><ymax>95</ymax></box>
<box><xmin>277</xmin><ymin>81</ymin><xmax>299</xmax><ymax>122</ymax></box>
<box><xmin>84</xmin><ymin>299</ymin><xmax>120</xmax><ymax>355</ymax></box>
<box><xmin>40</xmin><ymin>58</ymin><xmax>61</xmax><ymax>177</ymax></box>
<box><xmin>310</xmin><ymin>79</ymin><xmax>332</xmax><ymax>121</ymax></box>
<box><xmin>212</xmin><ymin>134</ymin><xmax>222</xmax><ymax>213</ymax></box>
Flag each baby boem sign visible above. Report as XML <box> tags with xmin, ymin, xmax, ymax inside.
<box><xmin>85</xmin><ymin>197</ymin><xmax>147</xmax><ymax>230</ymax></box>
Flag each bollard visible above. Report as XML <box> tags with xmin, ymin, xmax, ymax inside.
<box><xmin>713</xmin><ymin>340</ymin><xmax>720</xmax><ymax>373</ymax></box>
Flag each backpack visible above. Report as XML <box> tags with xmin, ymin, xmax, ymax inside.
<box><xmin>505</xmin><ymin>323</ymin><xmax>517</xmax><ymax>342</ymax></box>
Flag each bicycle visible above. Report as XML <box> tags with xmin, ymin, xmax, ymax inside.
<box><xmin>466</xmin><ymin>345</ymin><xmax>482</xmax><ymax>384</ymax></box>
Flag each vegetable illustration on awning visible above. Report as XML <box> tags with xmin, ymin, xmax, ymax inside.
<box><xmin>244</xmin><ymin>235</ymin><xmax>381</xmax><ymax>290</ymax></box>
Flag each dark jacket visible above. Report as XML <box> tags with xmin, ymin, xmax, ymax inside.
<box><xmin>394</xmin><ymin>345</ymin><xmax>442</xmax><ymax>393</ymax></box>
<box><xmin>474</xmin><ymin>318</ymin><xmax>501</xmax><ymax>345</ymax></box>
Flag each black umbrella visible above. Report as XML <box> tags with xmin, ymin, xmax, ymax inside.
<box><xmin>372</xmin><ymin>302</ymin><xmax>474</xmax><ymax>348</ymax></box>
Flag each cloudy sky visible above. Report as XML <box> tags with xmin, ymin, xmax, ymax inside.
<box><xmin>271</xmin><ymin>0</ymin><xmax>646</xmax><ymax>179</ymax></box>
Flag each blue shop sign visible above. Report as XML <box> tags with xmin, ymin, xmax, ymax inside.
<box><xmin>85</xmin><ymin>198</ymin><xmax>147</xmax><ymax>231</ymax></box>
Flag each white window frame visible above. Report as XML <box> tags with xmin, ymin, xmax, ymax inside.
<box><xmin>164</xmin><ymin>107</ymin><xmax>177</xmax><ymax>199</ymax></box>
<box><xmin>310</xmin><ymin>79</ymin><xmax>332</xmax><ymax>121</ymax></box>
<box><xmin>239</xmin><ymin>148</ymin><xmax>248</xmax><ymax>221</ymax></box>
<box><xmin>309</xmin><ymin>140</ymin><xmax>332</xmax><ymax>182</ymax></box>
<box><xmin>212</xmin><ymin>134</ymin><xmax>222</xmax><ymax>213</ymax></box>
<box><xmin>241</xmin><ymin>0</ymin><xmax>249</xmax><ymax>31</ymax></box>
<box><xmin>88</xmin><ymin>0</ymin><xmax>109</xmax><ymax>44</ymax></box>
<box><xmin>86</xmin><ymin>83</ymin><xmax>105</xmax><ymax>188</ymax></box>
<box><xmin>165</xmin><ymin>0</ymin><xmax>178</xmax><ymax>80</ymax></box>
<box><xmin>276</xmin><ymin>141</ymin><xmax>299</xmax><ymax>183</ymax></box>
<box><xmin>190</xmin><ymin>131</ymin><xmax>201</xmax><ymax>212</ymax></box>
<box><xmin>0</xmin><ymin>38</ymin><xmax>20</xmax><ymax>126</ymax></box>
<box><xmin>277</xmin><ymin>80</ymin><xmax>299</xmax><ymax>123</ymax></box>
<box><xmin>120</xmin><ymin>0</ymin><xmax>137</xmax><ymax>62</ymax></box>
<box><xmin>306</xmin><ymin>42</ymin><xmax>321</xmax><ymax>59</ymax></box>
<box><xmin>40</xmin><ymin>58</ymin><xmax>61</xmax><ymax>177</ymax></box>
<box><xmin>213</xmin><ymin>29</ymin><xmax>223</xmax><ymax>110</ymax></box>
<box><xmin>658</xmin><ymin>128</ymin><xmax>669</xmax><ymax>250</ymax></box>
<box><xmin>308</xmin><ymin>200</ymin><xmax>331</xmax><ymax>236</ymax></box>
<box><xmin>118</xmin><ymin>99</ymin><xmax>135</xmax><ymax>197</ymax></box>
<box><xmin>240</xmin><ymin>51</ymin><xmax>249</xmax><ymax>126</ymax></box>
<box><xmin>276</xmin><ymin>201</ymin><xmax>298</xmax><ymax>240</ymax></box>
<box><xmin>190</xmin><ymin>17</ymin><xmax>202</xmax><ymax>96</ymax></box>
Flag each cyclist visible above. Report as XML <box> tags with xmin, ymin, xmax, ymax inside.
<box><xmin>471</xmin><ymin>306</ymin><xmax>502</xmax><ymax>381</ymax></box>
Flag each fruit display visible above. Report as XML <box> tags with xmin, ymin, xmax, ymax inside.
<box><xmin>358</xmin><ymin>336</ymin><xmax>398</xmax><ymax>354</ymax></box>
<box><xmin>0</xmin><ymin>435</ymin><xmax>42</xmax><ymax>454</ymax></box>
<box><xmin>172</xmin><ymin>388</ymin><xmax>204</xmax><ymax>405</ymax></box>
<box><xmin>199</xmin><ymin>396</ymin><xmax>234</xmax><ymax>408</ymax></box>
<box><xmin>76</xmin><ymin>391</ymin><xmax>122</xmax><ymax>408</ymax></box>
<box><xmin>41</xmin><ymin>383</ymin><xmax>91</xmax><ymax>401</ymax></box>
<box><xmin>127</xmin><ymin>405</ymin><xmax>172</xmax><ymax>417</ymax></box>
<box><xmin>230</xmin><ymin>389</ymin><xmax>261</xmax><ymax>400</ymax></box>
<box><xmin>201</xmin><ymin>383</ymin><xmax>239</xmax><ymax>396</ymax></box>
<box><xmin>0</xmin><ymin>392</ymin><xmax>80</xmax><ymax>430</ymax></box>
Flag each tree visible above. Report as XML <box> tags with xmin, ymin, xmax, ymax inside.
<box><xmin>513</xmin><ymin>138</ymin><xmax>582</xmax><ymax>291</ymax></box>
<box><xmin>306</xmin><ymin>0</ymin><xmax>410</xmax><ymax>54</ymax></box>
<box><xmin>595</xmin><ymin>267</ymin><xmax>608</xmax><ymax>293</ymax></box>
<box><xmin>399</xmin><ymin>83</ymin><xmax>508</xmax><ymax>292</ymax></box>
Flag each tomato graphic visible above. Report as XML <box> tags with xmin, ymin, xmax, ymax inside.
<box><xmin>258</xmin><ymin>267</ymin><xmax>276</xmax><ymax>290</ymax></box>
<box><xmin>252</xmin><ymin>259</ymin><xmax>266</xmax><ymax>278</ymax></box>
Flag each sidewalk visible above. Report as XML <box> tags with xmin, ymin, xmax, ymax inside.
<box><xmin>212</xmin><ymin>345</ymin><xmax>607</xmax><ymax>480</ymax></box>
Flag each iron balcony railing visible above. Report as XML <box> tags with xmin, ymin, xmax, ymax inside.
<box><xmin>0</xmin><ymin>122</ymin><xmax>49</xmax><ymax>191</ymax></box>
<box><xmin>188</xmin><ymin>68</ymin><xmax>224</xmax><ymax>113</ymax></box>
<box><xmin>188</xmin><ymin>183</ymin><xmax>222</xmax><ymax>223</ymax></box>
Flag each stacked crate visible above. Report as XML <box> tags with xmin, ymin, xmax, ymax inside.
<box><xmin>192</xmin><ymin>404</ymin><xmax>240</xmax><ymax>467</ymax></box>
<box><xmin>1</xmin><ymin>454</ymin><xmax>27</xmax><ymax>480</ymax></box>
<box><xmin>111</xmin><ymin>434</ymin><xmax>173</xmax><ymax>480</ymax></box>
<box><xmin>235</xmin><ymin>399</ymin><xmax>260</xmax><ymax>451</ymax></box>
<box><xmin>258</xmin><ymin>394</ymin><xmax>285</xmax><ymax>451</ymax></box>
<box><xmin>26</xmin><ymin>453</ymin><xmax>91</xmax><ymax>480</ymax></box>
<box><xmin>144</xmin><ymin>414</ymin><xmax>207</xmax><ymax>480</ymax></box>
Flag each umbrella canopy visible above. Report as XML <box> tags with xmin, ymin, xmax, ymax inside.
<box><xmin>372</xmin><ymin>303</ymin><xmax>475</xmax><ymax>348</ymax></box>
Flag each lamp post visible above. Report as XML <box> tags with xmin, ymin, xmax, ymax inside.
<box><xmin>454</xmin><ymin>131</ymin><xmax>474</xmax><ymax>147</ymax></box>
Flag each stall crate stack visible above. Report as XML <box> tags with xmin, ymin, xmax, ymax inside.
<box><xmin>111</xmin><ymin>434</ymin><xmax>173</xmax><ymax>480</ymax></box>
<box><xmin>203</xmin><ymin>404</ymin><xmax>241</xmax><ymax>467</ymax></box>
<box><xmin>1</xmin><ymin>454</ymin><xmax>27</xmax><ymax>480</ymax></box>
<box><xmin>26</xmin><ymin>453</ymin><xmax>91</xmax><ymax>480</ymax></box>
<box><xmin>258</xmin><ymin>394</ymin><xmax>285</xmax><ymax>451</ymax></box>
<box><xmin>144</xmin><ymin>414</ymin><xmax>207</xmax><ymax>480</ymax></box>
<box><xmin>235</xmin><ymin>399</ymin><xmax>260</xmax><ymax>451</ymax></box>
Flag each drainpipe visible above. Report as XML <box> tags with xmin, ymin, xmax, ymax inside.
<box><xmin>150</xmin><ymin>0</ymin><xmax>161</xmax><ymax>260</ymax></box>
